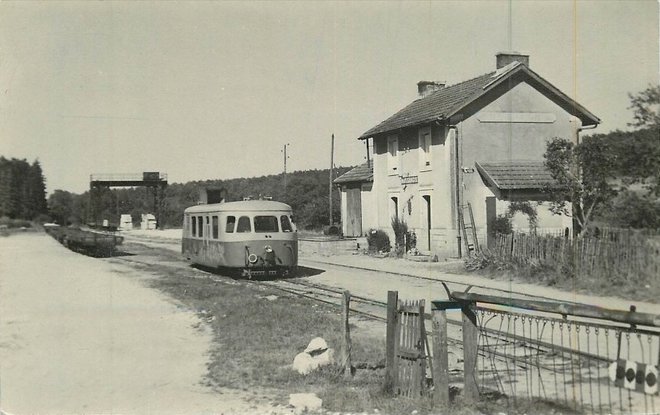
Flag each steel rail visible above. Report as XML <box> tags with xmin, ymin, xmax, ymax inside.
<box><xmin>299</xmin><ymin>257</ymin><xmax>593</xmax><ymax>306</ymax></box>
<box><xmin>109</xmin><ymin>241</ymin><xmax>647</xmax><ymax>374</ymax></box>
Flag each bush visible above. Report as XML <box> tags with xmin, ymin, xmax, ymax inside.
<box><xmin>489</xmin><ymin>215</ymin><xmax>512</xmax><ymax>236</ymax></box>
<box><xmin>390</xmin><ymin>216</ymin><xmax>408</xmax><ymax>248</ymax></box>
<box><xmin>367</xmin><ymin>229</ymin><xmax>390</xmax><ymax>253</ymax></box>
<box><xmin>323</xmin><ymin>224</ymin><xmax>341</xmax><ymax>236</ymax></box>
<box><xmin>0</xmin><ymin>216</ymin><xmax>32</xmax><ymax>229</ymax></box>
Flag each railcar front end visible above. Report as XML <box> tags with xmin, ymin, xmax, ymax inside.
<box><xmin>182</xmin><ymin>201</ymin><xmax>298</xmax><ymax>277</ymax></box>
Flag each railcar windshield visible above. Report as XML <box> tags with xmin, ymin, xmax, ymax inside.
<box><xmin>254</xmin><ymin>215</ymin><xmax>279</xmax><ymax>232</ymax></box>
<box><xmin>236</xmin><ymin>216</ymin><xmax>251</xmax><ymax>233</ymax></box>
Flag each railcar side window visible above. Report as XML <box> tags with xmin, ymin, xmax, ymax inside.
<box><xmin>197</xmin><ymin>216</ymin><xmax>204</xmax><ymax>237</ymax></box>
<box><xmin>212</xmin><ymin>216</ymin><xmax>219</xmax><ymax>239</ymax></box>
<box><xmin>226</xmin><ymin>216</ymin><xmax>236</xmax><ymax>233</ymax></box>
<box><xmin>237</xmin><ymin>216</ymin><xmax>251</xmax><ymax>233</ymax></box>
<box><xmin>280</xmin><ymin>215</ymin><xmax>293</xmax><ymax>232</ymax></box>
<box><xmin>254</xmin><ymin>216</ymin><xmax>279</xmax><ymax>232</ymax></box>
<box><xmin>191</xmin><ymin>216</ymin><xmax>197</xmax><ymax>236</ymax></box>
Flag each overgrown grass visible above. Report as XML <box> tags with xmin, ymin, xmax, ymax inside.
<box><xmin>464</xmin><ymin>250</ymin><xmax>659</xmax><ymax>303</ymax></box>
<box><xmin>149</xmin><ymin>275</ymin><xmax>387</xmax><ymax>407</ymax></box>
<box><xmin>146</xmin><ymin>271</ymin><xmax>582</xmax><ymax>414</ymax></box>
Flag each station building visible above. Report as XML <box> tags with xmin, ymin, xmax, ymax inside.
<box><xmin>335</xmin><ymin>52</ymin><xmax>600</xmax><ymax>257</ymax></box>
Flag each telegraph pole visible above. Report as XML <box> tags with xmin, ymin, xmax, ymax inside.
<box><xmin>282</xmin><ymin>143</ymin><xmax>289</xmax><ymax>196</ymax></box>
<box><xmin>329</xmin><ymin>134</ymin><xmax>334</xmax><ymax>226</ymax></box>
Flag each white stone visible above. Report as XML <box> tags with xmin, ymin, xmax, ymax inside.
<box><xmin>289</xmin><ymin>393</ymin><xmax>322</xmax><ymax>412</ymax></box>
<box><xmin>292</xmin><ymin>352</ymin><xmax>317</xmax><ymax>375</ymax></box>
<box><xmin>304</xmin><ymin>337</ymin><xmax>328</xmax><ymax>353</ymax></box>
<box><xmin>292</xmin><ymin>346</ymin><xmax>335</xmax><ymax>375</ymax></box>
<box><xmin>313</xmin><ymin>347</ymin><xmax>335</xmax><ymax>367</ymax></box>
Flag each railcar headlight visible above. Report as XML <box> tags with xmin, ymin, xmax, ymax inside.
<box><xmin>264</xmin><ymin>245</ymin><xmax>273</xmax><ymax>253</ymax></box>
<box><xmin>248</xmin><ymin>253</ymin><xmax>259</xmax><ymax>264</ymax></box>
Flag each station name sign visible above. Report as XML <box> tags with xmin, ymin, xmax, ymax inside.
<box><xmin>400</xmin><ymin>175</ymin><xmax>418</xmax><ymax>185</ymax></box>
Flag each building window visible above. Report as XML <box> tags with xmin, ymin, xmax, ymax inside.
<box><xmin>212</xmin><ymin>215</ymin><xmax>219</xmax><ymax>239</ymax></box>
<box><xmin>387</xmin><ymin>135</ymin><xmax>399</xmax><ymax>175</ymax></box>
<box><xmin>419</xmin><ymin>128</ymin><xmax>431</xmax><ymax>170</ymax></box>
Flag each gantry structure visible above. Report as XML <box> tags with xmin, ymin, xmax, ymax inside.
<box><xmin>89</xmin><ymin>172</ymin><xmax>168</xmax><ymax>229</ymax></box>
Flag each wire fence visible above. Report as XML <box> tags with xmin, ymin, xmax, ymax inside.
<box><xmin>474</xmin><ymin>307</ymin><xmax>659</xmax><ymax>414</ymax></box>
<box><xmin>435</xmin><ymin>288</ymin><xmax>660</xmax><ymax>414</ymax></box>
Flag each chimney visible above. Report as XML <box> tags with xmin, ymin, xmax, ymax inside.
<box><xmin>417</xmin><ymin>81</ymin><xmax>445</xmax><ymax>98</ymax></box>
<box><xmin>496</xmin><ymin>52</ymin><xmax>529</xmax><ymax>69</ymax></box>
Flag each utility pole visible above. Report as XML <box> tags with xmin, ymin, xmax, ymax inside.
<box><xmin>282</xmin><ymin>143</ymin><xmax>289</xmax><ymax>196</ymax></box>
<box><xmin>329</xmin><ymin>133</ymin><xmax>335</xmax><ymax>226</ymax></box>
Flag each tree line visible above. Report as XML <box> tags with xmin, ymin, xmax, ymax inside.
<box><xmin>0</xmin><ymin>157</ymin><xmax>48</xmax><ymax>223</ymax></box>
<box><xmin>46</xmin><ymin>167</ymin><xmax>352</xmax><ymax>231</ymax></box>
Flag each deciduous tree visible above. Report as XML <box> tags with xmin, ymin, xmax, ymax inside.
<box><xmin>543</xmin><ymin>136</ymin><xmax>618</xmax><ymax>234</ymax></box>
<box><xmin>628</xmin><ymin>84</ymin><xmax>660</xmax><ymax>129</ymax></box>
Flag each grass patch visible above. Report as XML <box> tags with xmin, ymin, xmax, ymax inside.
<box><xmin>146</xmin><ymin>267</ymin><xmax>585</xmax><ymax>414</ymax></box>
<box><xmin>464</xmin><ymin>250</ymin><xmax>659</xmax><ymax>304</ymax></box>
<box><xmin>149</xmin><ymin>274</ymin><xmax>388</xmax><ymax>404</ymax></box>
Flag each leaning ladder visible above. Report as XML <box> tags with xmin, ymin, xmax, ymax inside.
<box><xmin>459</xmin><ymin>203</ymin><xmax>480</xmax><ymax>255</ymax></box>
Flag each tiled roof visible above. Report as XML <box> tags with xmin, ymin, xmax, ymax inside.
<box><xmin>475</xmin><ymin>160</ymin><xmax>560</xmax><ymax>190</ymax></box>
<box><xmin>333</xmin><ymin>160</ymin><xmax>373</xmax><ymax>184</ymax></box>
<box><xmin>358</xmin><ymin>62</ymin><xmax>600</xmax><ymax>139</ymax></box>
<box><xmin>359</xmin><ymin>72</ymin><xmax>496</xmax><ymax>139</ymax></box>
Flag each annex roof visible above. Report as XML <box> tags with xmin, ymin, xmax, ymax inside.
<box><xmin>358</xmin><ymin>62</ymin><xmax>600</xmax><ymax>139</ymax></box>
<box><xmin>333</xmin><ymin>160</ymin><xmax>373</xmax><ymax>184</ymax></box>
<box><xmin>475</xmin><ymin>160</ymin><xmax>560</xmax><ymax>190</ymax></box>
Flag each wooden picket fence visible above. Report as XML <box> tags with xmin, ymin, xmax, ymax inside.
<box><xmin>385</xmin><ymin>292</ymin><xmax>430</xmax><ymax>398</ymax></box>
<box><xmin>491</xmin><ymin>228</ymin><xmax>660</xmax><ymax>283</ymax></box>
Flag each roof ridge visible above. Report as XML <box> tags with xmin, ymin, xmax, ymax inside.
<box><xmin>419</xmin><ymin>70</ymin><xmax>496</xmax><ymax>100</ymax></box>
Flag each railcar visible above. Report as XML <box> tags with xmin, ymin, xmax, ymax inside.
<box><xmin>182</xmin><ymin>200</ymin><xmax>298</xmax><ymax>277</ymax></box>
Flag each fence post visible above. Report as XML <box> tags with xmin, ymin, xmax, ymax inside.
<box><xmin>342</xmin><ymin>290</ymin><xmax>352</xmax><ymax>379</ymax></box>
<box><xmin>462</xmin><ymin>301</ymin><xmax>479</xmax><ymax>402</ymax></box>
<box><xmin>432</xmin><ymin>307</ymin><xmax>449</xmax><ymax>405</ymax></box>
<box><xmin>384</xmin><ymin>290</ymin><xmax>399</xmax><ymax>394</ymax></box>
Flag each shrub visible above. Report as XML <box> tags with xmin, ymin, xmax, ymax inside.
<box><xmin>489</xmin><ymin>215</ymin><xmax>512</xmax><ymax>236</ymax></box>
<box><xmin>367</xmin><ymin>229</ymin><xmax>390</xmax><ymax>253</ymax></box>
<box><xmin>0</xmin><ymin>216</ymin><xmax>32</xmax><ymax>229</ymax></box>
<box><xmin>390</xmin><ymin>216</ymin><xmax>408</xmax><ymax>249</ymax></box>
<box><xmin>323</xmin><ymin>225</ymin><xmax>341</xmax><ymax>236</ymax></box>
<box><xmin>406</xmin><ymin>230</ymin><xmax>417</xmax><ymax>251</ymax></box>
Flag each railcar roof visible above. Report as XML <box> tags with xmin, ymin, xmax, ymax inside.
<box><xmin>184</xmin><ymin>200</ymin><xmax>292</xmax><ymax>214</ymax></box>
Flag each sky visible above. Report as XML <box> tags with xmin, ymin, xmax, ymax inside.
<box><xmin>1</xmin><ymin>1</ymin><xmax>658</xmax><ymax>194</ymax></box>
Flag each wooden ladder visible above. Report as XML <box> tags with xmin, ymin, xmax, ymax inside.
<box><xmin>459</xmin><ymin>203</ymin><xmax>480</xmax><ymax>255</ymax></box>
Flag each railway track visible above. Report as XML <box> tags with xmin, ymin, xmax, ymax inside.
<box><xmin>111</xmin><ymin>240</ymin><xmax>615</xmax><ymax>361</ymax></box>
<box><xmin>109</xmin><ymin>243</ymin><xmax>598</xmax><ymax>370</ymax></box>
<box><xmin>108</xmin><ymin>240</ymin><xmax>658</xmax><ymax>414</ymax></box>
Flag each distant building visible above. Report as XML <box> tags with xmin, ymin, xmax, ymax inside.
<box><xmin>119</xmin><ymin>214</ymin><xmax>133</xmax><ymax>231</ymax></box>
<box><xmin>140</xmin><ymin>214</ymin><xmax>157</xmax><ymax>230</ymax></box>
<box><xmin>334</xmin><ymin>160</ymin><xmax>374</xmax><ymax>237</ymax></box>
<box><xmin>342</xmin><ymin>52</ymin><xmax>600</xmax><ymax>257</ymax></box>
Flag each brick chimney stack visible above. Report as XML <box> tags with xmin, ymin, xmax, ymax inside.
<box><xmin>496</xmin><ymin>52</ymin><xmax>530</xmax><ymax>69</ymax></box>
<box><xmin>417</xmin><ymin>81</ymin><xmax>445</xmax><ymax>98</ymax></box>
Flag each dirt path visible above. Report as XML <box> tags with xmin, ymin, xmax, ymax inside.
<box><xmin>0</xmin><ymin>233</ymin><xmax>279</xmax><ymax>415</ymax></box>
